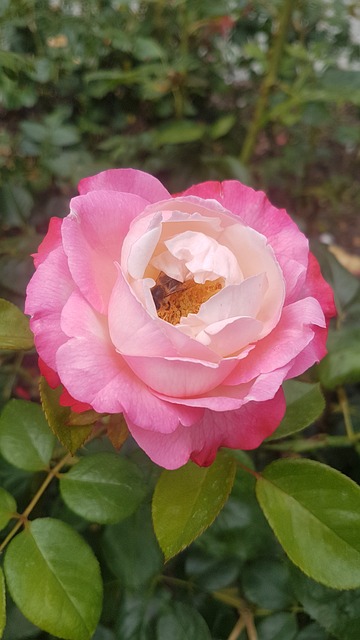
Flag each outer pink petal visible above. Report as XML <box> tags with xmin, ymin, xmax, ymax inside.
<box><xmin>25</xmin><ymin>243</ymin><xmax>75</xmax><ymax>371</ymax></box>
<box><xmin>224</xmin><ymin>297</ymin><xmax>326</xmax><ymax>386</ymax></box>
<box><xmin>38</xmin><ymin>359</ymin><xmax>61</xmax><ymax>388</ymax></box>
<box><xmin>57</xmin><ymin>292</ymin><xmax>202</xmax><ymax>431</ymax></box>
<box><xmin>152</xmin><ymin>366</ymin><xmax>287</xmax><ymax>411</ymax></box>
<box><xmin>179</xmin><ymin>181</ymin><xmax>309</xmax><ymax>304</ymax></box>
<box><xmin>123</xmin><ymin>353</ymin><xmax>238</xmax><ymax>398</ymax></box>
<box><xmin>38</xmin><ymin>359</ymin><xmax>92</xmax><ymax>413</ymax></box>
<box><xmin>78</xmin><ymin>168</ymin><xmax>170</xmax><ymax>202</ymax></box>
<box><xmin>62</xmin><ymin>190</ymin><xmax>149</xmax><ymax>314</ymax></box>
<box><xmin>303</xmin><ymin>252</ymin><xmax>336</xmax><ymax>320</ymax></box>
<box><xmin>32</xmin><ymin>217</ymin><xmax>63</xmax><ymax>268</ymax></box>
<box><xmin>126</xmin><ymin>389</ymin><xmax>285</xmax><ymax>469</ymax></box>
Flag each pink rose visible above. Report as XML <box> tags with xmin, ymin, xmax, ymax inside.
<box><xmin>25</xmin><ymin>169</ymin><xmax>335</xmax><ymax>469</ymax></box>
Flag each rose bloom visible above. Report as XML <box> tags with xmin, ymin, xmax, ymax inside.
<box><xmin>25</xmin><ymin>169</ymin><xmax>335</xmax><ymax>469</ymax></box>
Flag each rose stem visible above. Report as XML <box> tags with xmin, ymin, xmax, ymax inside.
<box><xmin>240</xmin><ymin>0</ymin><xmax>294</xmax><ymax>165</ymax></box>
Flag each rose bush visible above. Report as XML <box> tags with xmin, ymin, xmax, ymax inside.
<box><xmin>25</xmin><ymin>169</ymin><xmax>335</xmax><ymax>469</ymax></box>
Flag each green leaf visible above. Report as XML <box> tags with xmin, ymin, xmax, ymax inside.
<box><xmin>267</xmin><ymin>381</ymin><xmax>325</xmax><ymax>440</ymax></box>
<box><xmin>3</xmin><ymin>600</ymin><xmax>40</xmax><ymax>640</ymax></box>
<box><xmin>242</xmin><ymin>558</ymin><xmax>295</xmax><ymax>610</ymax></box>
<box><xmin>311</xmin><ymin>243</ymin><xmax>360</xmax><ymax>320</ymax></box>
<box><xmin>0</xmin><ymin>51</ymin><xmax>34</xmax><ymax>75</ymax></box>
<box><xmin>256</xmin><ymin>459</ymin><xmax>360</xmax><ymax>589</ymax></box>
<box><xmin>256</xmin><ymin>612</ymin><xmax>297</xmax><ymax>640</ymax></box>
<box><xmin>155</xmin><ymin>120</ymin><xmax>206</xmax><ymax>146</ymax></box>
<box><xmin>103</xmin><ymin>505</ymin><xmax>163</xmax><ymax>591</ymax></box>
<box><xmin>115</xmin><ymin>589</ymin><xmax>170</xmax><ymax>640</ymax></box>
<box><xmin>195</xmin><ymin>466</ymin><xmax>276</xmax><ymax>563</ymax></box>
<box><xmin>185</xmin><ymin>552</ymin><xmax>240</xmax><ymax>591</ymax></box>
<box><xmin>292</xmin><ymin>569</ymin><xmax>360</xmax><ymax>640</ymax></box>
<box><xmin>156</xmin><ymin>602</ymin><xmax>211</xmax><ymax>640</ymax></box>
<box><xmin>152</xmin><ymin>451</ymin><xmax>236</xmax><ymax>560</ymax></box>
<box><xmin>0</xmin><ymin>400</ymin><xmax>55</xmax><ymax>471</ymax></box>
<box><xmin>318</xmin><ymin>327</ymin><xmax>360</xmax><ymax>389</ymax></box>
<box><xmin>0</xmin><ymin>567</ymin><xmax>5</xmax><ymax>639</ymax></box>
<box><xmin>133</xmin><ymin>37</ymin><xmax>164</xmax><ymax>61</ymax></box>
<box><xmin>40</xmin><ymin>378</ymin><xmax>93</xmax><ymax>455</ymax></box>
<box><xmin>0</xmin><ymin>487</ymin><xmax>17</xmax><ymax>530</ymax></box>
<box><xmin>0</xmin><ymin>184</ymin><xmax>34</xmax><ymax>227</ymax></box>
<box><xmin>294</xmin><ymin>623</ymin><xmax>329</xmax><ymax>640</ymax></box>
<box><xmin>0</xmin><ymin>299</ymin><xmax>33</xmax><ymax>350</ymax></box>
<box><xmin>209</xmin><ymin>114</ymin><xmax>236</xmax><ymax>140</ymax></box>
<box><xmin>4</xmin><ymin>518</ymin><xmax>103</xmax><ymax>640</ymax></box>
<box><xmin>60</xmin><ymin>452</ymin><xmax>147</xmax><ymax>524</ymax></box>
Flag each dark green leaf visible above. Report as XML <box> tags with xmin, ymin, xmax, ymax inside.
<box><xmin>242</xmin><ymin>558</ymin><xmax>295</xmax><ymax>610</ymax></box>
<box><xmin>4</xmin><ymin>518</ymin><xmax>103</xmax><ymax>640</ymax></box>
<box><xmin>0</xmin><ymin>184</ymin><xmax>34</xmax><ymax>226</ymax></box>
<box><xmin>0</xmin><ymin>487</ymin><xmax>17</xmax><ymax>530</ymax></box>
<box><xmin>0</xmin><ymin>399</ymin><xmax>55</xmax><ymax>471</ymax></box>
<box><xmin>116</xmin><ymin>589</ymin><xmax>170</xmax><ymax>640</ymax></box>
<box><xmin>0</xmin><ymin>51</ymin><xmax>34</xmax><ymax>74</ymax></box>
<box><xmin>0</xmin><ymin>299</ymin><xmax>33</xmax><ymax>350</ymax></box>
<box><xmin>198</xmin><ymin>466</ymin><xmax>277</xmax><ymax>563</ymax></box>
<box><xmin>152</xmin><ymin>452</ymin><xmax>236</xmax><ymax>560</ymax></box>
<box><xmin>311</xmin><ymin>243</ymin><xmax>360</xmax><ymax>320</ymax></box>
<box><xmin>156</xmin><ymin>602</ymin><xmax>211</xmax><ymax>640</ymax></box>
<box><xmin>40</xmin><ymin>378</ymin><xmax>93</xmax><ymax>455</ymax></box>
<box><xmin>256</xmin><ymin>612</ymin><xmax>297</xmax><ymax>640</ymax></box>
<box><xmin>0</xmin><ymin>567</ymin><xmax>5</xmax><ymax>638</ymax></box>
<box><xmin>3</xmin><ymin>600</ymin><xmax>40</xmax><ymax>640</ymax></box>
<box><xmin>267</xmin><ymin>381</ymin><xmax>325</xmax><ymax>440</ymax></box>
<box><xmin>60</xmin><ymin>452</ymin><xmax>147</xmax><ymax>524</ymax></box>
<box><xmin>294</xmin><ymin>622</ymin><xmax>330</xmax><ymax>639</ymax></box>
<box><xmin>103</xmin><ymin>505</ymin><xmax>163</xmax><ymax>591</ymax></box>
<box><xmin>318</xmin><ymin>328</ymin><xmax>360</xmax><ymax>389</ymax></box>
<box><xmin>292</xmin><ymin>569</ymin><xmax>360</xmax><ymax>640</ymax></box>
<box><xmin>256</xmin><ymin>459</ymin><xmax>360</xmax><ymax>589</ymax></box>
<box><xmin>185</xmin><ymin>551</ymin><xmax>240</xmax><ymax>590</ymax></box>
<box><xmin>92</xmin><ymin>625</ymin><xmax>116</xmax><ymax>640</ymax></box>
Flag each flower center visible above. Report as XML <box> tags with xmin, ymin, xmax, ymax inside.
<box><xmin>151</xmin><ymin>272</ymin><xmax>223</xmax><ymax>325</ymax></box>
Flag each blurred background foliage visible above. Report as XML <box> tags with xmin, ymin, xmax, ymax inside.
<box><xmin>1</xmin><ymin>1</ymin><xmax>360</xmax><ymax>639</ymax></box>
<box><xmin>1</xmin><ymin>0</ymin><xmax>360</xmax><ymax>270</ymax></box>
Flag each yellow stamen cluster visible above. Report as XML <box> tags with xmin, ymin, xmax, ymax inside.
<box><xmin>157</xmin><ymin>279</ymin><xmax>222</xmax><ymax>325</ymax></box>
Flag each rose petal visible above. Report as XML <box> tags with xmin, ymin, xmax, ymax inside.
<box><xmin>123</xmin><ymin>353</ymin><xmax>238</xmax><ymax>397</ymax></box>
<box><xmin>225</xmin><ymin>297</ymin><xmax>326</xmax><ymax>385</ymax></box>
<box><xmin>179</xmin><ymin>181</ymin><xmax>309</xmax><ymax>303</ymax></box>
<box><xmin>25</xmin><ymin>243</ymin><xmax>75</xmax><ymax>371</ymax></box>
<box><xmin>57</xmin><ymin>291</ymin><xmax>202</xmax><ymax>431</ymax></box>
<box><xmin>62</xmin><ymin>190</ymin><xmax>149</xmax><ymax>313</ymax></box>
<box><xmin>78</xmin><ymin>168</ymin><xmax>170</xmax><ymax>202</ymax></box>
<box><xmin>126</xmin><ymin>389</ymin><xmax>285</xmax><ymax>469</ymax></box>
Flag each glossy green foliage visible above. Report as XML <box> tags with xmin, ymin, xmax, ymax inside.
<box><xmin>0</xmin><ymin>487</ymin><xmax>17</xmax><ymax>530</ymax></box>
<box><xmin>40</xmin><ymin>378</ymin><xmax>93</xmax><ymax>455</ymax></box>
<box><xmin>156</xmin><ymin>602</ymin><xmax>211</xmax><ymax>640</ymax></box>
<box><xmin>293</xmin><ymin>569</ymin><xmax>360</xmax><ymax>640</ymax></box>
<box><xmin>256</xmin><ymin>459</ymin><xmax>360</xmax><ymax>589</ymax></box>
<box><xmin>0</xmin><ymin>567</ymin><xmax>5</xmax><ymax>638</ymax></box>
<box><xmin>103</xmin><ymin>505</ymin><xmax>163</xmax><ymax>591</ymax></box>
<box><xmin>0</xmin><ymin>400</ymin><xmax>55</xmax><ymax>471</ymax></box>
<box><xmin>4</xmin><ymin>518</ymin><xmax>103</xmax><ymax>640</ymax></box>
<box><xmin>152</xmin><ymin>452</ymin><xmax>236</xmax><ymax>560</ymax></box>
<box><xmin>60</xmin><ymin>452</ymin><xmax>147</xmax><ymax>524</ymax></box>
<box><xmin>267</xmin><ymin>381</ymin><xmax>325</xmax><ymax>440</ymax></box>
<box><xmin>0</xmin><ymin>300</ymin><xmax>33</xmax><ymax>351</ymax></box>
